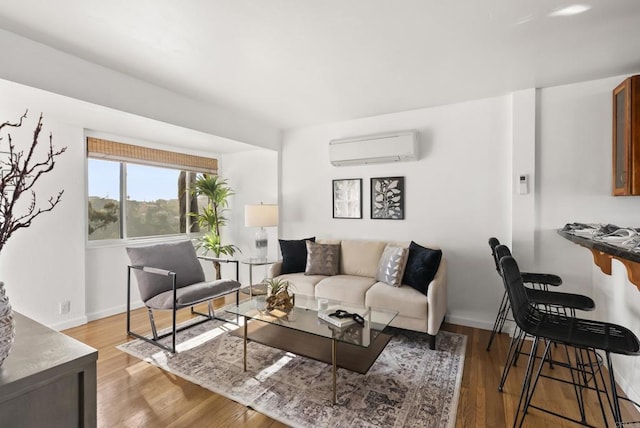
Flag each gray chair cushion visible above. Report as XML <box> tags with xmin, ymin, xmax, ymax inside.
<box><xmin>126</xmin><ymin>241</ymin><xmax>206</xmax><ymax>302</ymax></box>
<box><xmin>145</xmin><ymin>279</ymin><xmax>241</xmax><ymax>310</ymax></box>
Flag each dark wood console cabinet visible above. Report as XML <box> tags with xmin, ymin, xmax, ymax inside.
<box><xmin>0</xmin><ymin>313</ymin><xmax>97</xmax><ymax>427</ymax></box>
<box><xmin>613</xmin><ymin>74</ymin><xmax>640</xmax><ymax>195</ymax></box>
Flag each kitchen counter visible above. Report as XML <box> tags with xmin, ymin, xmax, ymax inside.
<box><xmin>558</xmin><ymin>226</ymin><xmax>640</xmax><ymax>291</ymax></box>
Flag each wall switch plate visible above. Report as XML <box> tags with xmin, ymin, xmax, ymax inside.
<box><xmin>59</xmin><ymin>300</ymin><xmax>70</xmax><ymax>315</ymax></box>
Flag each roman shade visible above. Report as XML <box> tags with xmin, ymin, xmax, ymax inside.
<box><xmin>87</xmin><ymin>137</ymin><xmax>217</xmax><ymax>174</ymax></box>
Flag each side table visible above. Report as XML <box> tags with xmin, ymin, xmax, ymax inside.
<box><xmin>240</xmin><ymin>258</ymin><xmax>278</xmax><ymax>297</ymax></box>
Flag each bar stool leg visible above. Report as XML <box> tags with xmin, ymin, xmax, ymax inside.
<box><xmin>520</xmin><ymin>340</ymin><xmax>552</xmax><ymax>424</ymax></box>
<box><xmin>487</xmin><ymin>290</ymin><xmax>510</xmax><ymax>351</ymax></box>
<box><xmin>605</xmin><ymin>352</ymin><xmax>624</xmax><ymax>426</ymax></box>
<box><xmin>499</xmin><ymin>327</ymin><xmax>525</xmax><ymax>391</ymax></box>
<box><xmin>585</xmin><ymin>348</ymin><xmax>610</xmax><ymax>427</ymax></box>
<box><xmin>565</xmin><ymin>345</ymin><xmax>587</xmax><ymax>423</ymax></box>
<box><xmin>514</xmin><ymin>336</ymin><xmax>542</xmax><ymax>428</ymax></box>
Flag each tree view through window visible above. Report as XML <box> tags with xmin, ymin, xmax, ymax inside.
<box><xmin>88</xmin><ymin>158</ymin><xmax>200</xmax><ymax>240</ymax></box>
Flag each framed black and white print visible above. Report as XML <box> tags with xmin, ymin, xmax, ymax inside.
<box><xmin>333</xmin><ymin>178</ymin><xmax>362</xmax><ymax>219</ymax></box>
<box><xmin>371</xmin><ymin>176</ymin><xmax>405</xmax><ymax>220</ymax></box>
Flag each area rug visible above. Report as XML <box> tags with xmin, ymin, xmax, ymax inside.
<box><xmin>118</xmin><ymin>318</ymin><xmax>466</xmax><ymax>428</ymax></box>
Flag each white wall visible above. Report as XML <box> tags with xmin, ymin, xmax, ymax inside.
<box><xmin>536</xmin><ymin>73</ymin><xmax>640</xmax><ymax>403</ymax></box>
<box><xmin>281</xmin><ymin>96</ymin><xmax>513</xmax><ymax>328</ymax></box>
<box><xmin>0</xmin><ymin>103</ymin><xmax>86</xmax><ymax>329</ymax></box>
<box><xmin>511</xmin><ymin>89</ymin><xmax>536</xmax><ymax>267</ymax></box>
<box><xmin>0</xmin><ymin>78</ymin><xmax>279</xmax><ymax>328</ymax></box>
<box><xmin>221</xmin><ymin>150</ymin><xmax>279</xmax><ymax>285</ymax></box>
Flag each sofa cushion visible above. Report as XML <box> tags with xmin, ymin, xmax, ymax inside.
<box><xmin>365</xmin><ymin>281</ymin><xmax>428</xmax><ymax>320</ymax></box>
<box><xmin>145</xmin><ymin>279</ymin><xmax>240</xmax><ymax>310</ymax></box>
<box><xmin>275</xmin><ymin>273</ymin><xmax>326</xmax><ymax>297</ymax></box>
<box><xmin>315</xmin><ymin>275</ymin><xmax>377</xmax><ymax>306</ymax></box>
<box><xmin>279</xmin><ymin>237</ymin><xmax>315</xmax><ymax>274</ymax></box>
<box><xmin>340</xmin><ymin>240</ymin><xmax>387</xmax><ymax>277</ymax></box>
<box><xmin>402</xmin><ymin>241</ymin><xmax>443</xmax><ymax>295</ymax></box>
<box><xmin>376</xmin><ymin>245</ymin><xmax>409</xmax><ymax>287</ymax></box>
<box><xmin>305</xmin><ymin>241</ymin><xmax>340</xmax><ymax>276</ymax></box>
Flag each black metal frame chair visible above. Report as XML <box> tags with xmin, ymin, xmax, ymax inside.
<box><xmin>499</xmin><ymin>254</ymin><xmax>640</xmax><ymax>427</ymax></box>
<box><xmin>126</xmin><ymin>241</ymin><xmax>241</xmax><ymax>353</ymax></box>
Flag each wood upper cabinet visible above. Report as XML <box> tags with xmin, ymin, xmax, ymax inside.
<box><xmin>613</xmin><ymin>75</ymin><xmax>640</xmax><ymax>195</ymax></box>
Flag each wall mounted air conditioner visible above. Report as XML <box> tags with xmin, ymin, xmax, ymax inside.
<box><xmin>329</xmin><ymin>130</ymin><xmax>418</xmax><ymax>166</ymax></box>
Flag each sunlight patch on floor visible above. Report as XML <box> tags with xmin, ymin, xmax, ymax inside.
<box><xmin>253</xmin><ymin>354</ymin><xmax>295</xmax><ymax>382</ymax></box>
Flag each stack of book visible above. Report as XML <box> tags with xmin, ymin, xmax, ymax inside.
<box><xmin>317</xmin><ymin>306</ymin><xmax>366</xmax><ymax>328</ymax></box>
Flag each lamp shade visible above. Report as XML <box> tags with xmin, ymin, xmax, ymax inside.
<box><xmin>244</xmin><ymin>204</ymin><xmax>278</xmax><ymax>227</ymax></box>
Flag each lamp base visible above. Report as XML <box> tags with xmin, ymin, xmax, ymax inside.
<box><xmin>254</xmin><ymin>227</ymin><xmax>268</xmax><ymax>261</ymax></box>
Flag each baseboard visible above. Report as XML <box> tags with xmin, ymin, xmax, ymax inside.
<box><xmin>445</xmin><ymin>314</ymin><xmax>496</xmax><ymax>331</ymax></box>
<box><xmin>87</xmin><ymin>301</ymin><xmax>144</xmax><ymax>322</ymax></box>
<box><xmin>50</xmin><ymin>315</ymin><xmax>88</xmax><ymax>331</ymax></box>
<box><xmin>628</xmin><ymin>384</ymin><xmax>640</xmax><ymax>409</ymax></box>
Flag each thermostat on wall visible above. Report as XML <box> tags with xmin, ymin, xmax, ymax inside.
<box><xmin>519</xmin><ymin>175</ymin><xmax>528</xmax><ymax>195</ymax></box>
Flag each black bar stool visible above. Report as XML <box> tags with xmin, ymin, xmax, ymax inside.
<box><xmin>487</xmin><ymin>237</ymin><xmax>565</xmax><ymax>351</ymax></box>
<box><xmin>500</xmin><ymin>254</ymin><xmax>640</xmax><ymax>427</ymax></box>
<box><xmin>493</xmin><ymin>244</ymin><xmax>596</xmax><ymax>391</ymax></box>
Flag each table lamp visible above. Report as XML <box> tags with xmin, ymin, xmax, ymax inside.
<box><xmin>244</xmin><ymin>203</ymin><xmax>278</xmax><ymax>260</ymax></box>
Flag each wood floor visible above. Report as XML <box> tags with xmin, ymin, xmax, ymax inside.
<box><xmin>63</xmin><ymin>298</ymin><xmax>640</xmax><ymax>427</ymax></box>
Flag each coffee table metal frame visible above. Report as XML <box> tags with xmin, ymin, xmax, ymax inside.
<box><xmin>226</xmin><ymin>294</ymin><xmax>397</xmax><ymax>404</ymax></box>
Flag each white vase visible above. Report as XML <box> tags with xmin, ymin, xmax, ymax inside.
<box><xmin>0</xmin><ymin>282</ymin><xmax>15</xmax><ymax>366</ymax></box>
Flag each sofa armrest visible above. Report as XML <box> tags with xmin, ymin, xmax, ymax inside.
<box><xmin>426</xmin><ymin>258</ymin><xmax>447</xmax><ymax>336</ymax></box>
<box><xmin>268</xmin><ymin>261</ymin><xmax>282</xmax><ymax>278</ymax></box>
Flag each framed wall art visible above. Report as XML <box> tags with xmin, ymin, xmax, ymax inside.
<box><xmin>332</xmin><ymin>178</ymin><xmax>362</xmax><ymax>219</ymax></box>
<box><xmin>371</xmin><ymin>176</ymin><xmax>405</xmax><ymax>220</ymax></box>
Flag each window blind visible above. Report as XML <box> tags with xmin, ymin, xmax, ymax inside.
<box><xmin>86</xmin><ymin>137</ymin><xmax>217</xmax><ymax>174</ymax></box>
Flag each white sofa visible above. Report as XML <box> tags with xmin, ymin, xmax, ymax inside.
<box><xmin>268</xmin><ymin>239</ymin><xmax>447</xmax><ymax>349</ymax></box>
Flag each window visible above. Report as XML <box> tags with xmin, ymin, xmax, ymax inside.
<box><xmin>87</xmin><ymin>137</ymin><xmax>216</xmax><ymax>241</ymax></box>
<box><xmin>88</xmin><ymin>158</ymin><xmax>121</xmax><ymax>240</ymax></box>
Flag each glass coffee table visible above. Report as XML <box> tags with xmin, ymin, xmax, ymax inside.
<box><xmin>226</xmin><ymin>294</ymin><xmax>397</xmax><ymax>404</ymax></box>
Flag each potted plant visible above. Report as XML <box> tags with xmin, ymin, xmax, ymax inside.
<box><xmin>263</xmin><ymin>278</ymin><xmax>294</xmax><ymax>311</ymax></box>
<box><xmin>0</xmin><ymin>111</ymin><xmax>66</xmax><ymax>366</ymax></box>
<box><xmin>190</xmin><ymin>174</ymin><xmax>240</xmax><ymax>279</ymax></box>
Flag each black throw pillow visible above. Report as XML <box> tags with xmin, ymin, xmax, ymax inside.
<box><xmin>402</xmin><ymin>241</ymin><xmax>442</xmax><ymax>295</ymax></box>
<box><xmin>279</xmin><ymin>237</ymin><xmax>316</xmax><ymax>274</ymax></box>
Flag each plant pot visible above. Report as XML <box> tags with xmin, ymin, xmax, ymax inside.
<box><xmin>0</xmin><ymin>282</ymin><xmax>15</xmax><ymax>366</ymax></box>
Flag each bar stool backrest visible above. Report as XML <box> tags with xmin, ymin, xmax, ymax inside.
<box><xmin>498</xmin><ymin>250</ymin><xmax>542</xmax><ymax>335</ymax></box>
<box><xmin>488</xmin><ymin>237</ymin><xmax>501</xmax><ymax>273</ymax></box>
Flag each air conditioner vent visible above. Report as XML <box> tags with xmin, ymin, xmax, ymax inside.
<box><xmin>329</xmin><ymin>131</ymin><xmax>418</xmax><ymax>166</ymax></box>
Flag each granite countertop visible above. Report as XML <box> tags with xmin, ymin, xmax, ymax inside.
<box><xmin>558</xmin><ymin>223</ymin><xmax>640</xmax><ymax>264</ymax></box>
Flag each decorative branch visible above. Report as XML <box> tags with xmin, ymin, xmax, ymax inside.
<box><xmin>0</xmin><ymin>111</ymin><xmax>66</xmax><ymax>253</ymax></box>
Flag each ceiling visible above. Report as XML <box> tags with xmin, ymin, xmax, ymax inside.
<box><xmin>1</xmin><ymin>0</ymin><xmax>639</xmax><ymax>130</ymax></box>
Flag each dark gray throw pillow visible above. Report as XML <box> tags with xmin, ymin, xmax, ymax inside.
<box><xmin>402</xmin><ymin>241</ymin><xmax>442</xmax><ymax>295</ymax></box>
<box><xmin>305</xmin><ymin>241</ymin><xmax>340</xmax><ymax>276</ymax></box>
<box><xmin>279</xmin><ymin>237</ymin><xmax>316</xmax><ymax>274</ymax></box>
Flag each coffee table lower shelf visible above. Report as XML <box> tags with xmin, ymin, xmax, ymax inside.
<box><xmin>233</xmin><ymin>319</ymin><xmax>392</xmax><ymax>404</ymax></box>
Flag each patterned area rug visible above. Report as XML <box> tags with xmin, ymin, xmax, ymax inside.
<box><xmin>118</xmin><ymin>318</ymin><xmax>466</xmax><ymax>427</ymax></box>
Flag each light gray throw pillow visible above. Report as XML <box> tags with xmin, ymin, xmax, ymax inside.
<box><xmin>376</xmin><ymin>245</ymin><xmax>409</xmax><ymax>287</ymax></box>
